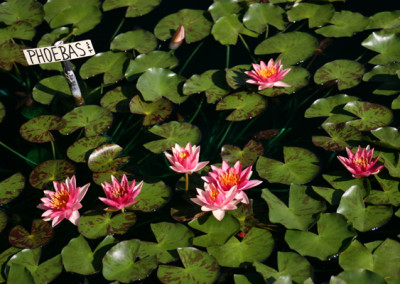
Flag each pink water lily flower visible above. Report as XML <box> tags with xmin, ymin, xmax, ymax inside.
<box><xmin>164</xmin><ymin>143</ymin><xmax>209</xmax><ymax>174</ymax></box>
<box><xmin>245</xmin><ymin>59</ymin><xmax>291</xmax><ymax>90</ymax></box>
<box><xmin>99</xmin><ymin>175</ymin><xmax>143</xmax><ymax>212</ymax></box>
<box><xmin>202</xmin><ymin>161</ymin><xmax>262</xmax><ymax>204</ymax></box>
<box><xmin>191</xmin><ymin>183</ymin><xmax>241</xmax><ymax>221</ymax></box>
<box><xmin>337</xmin><ymin>145</ymin><xmax>384</xmax><ymax>178</ymax></box>
<box><xmin>37</xmin><ymin>176</ymin><xmax>90</xmax><ymax>227</ymax></box>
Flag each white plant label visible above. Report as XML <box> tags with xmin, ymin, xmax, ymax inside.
<box><xmin>23</xmin><ymin>40</ymin><xmax>95</xmax><ymax>65</ymax></box>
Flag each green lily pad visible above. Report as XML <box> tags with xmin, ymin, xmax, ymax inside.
<box><xmin>362</xmin><ymin>31</ymin><xmax>400</xmax><ymax>65</ymax></box>
<box><xmin>102</xmin><ymin>0</ymin><xmax>161</xmax><ymax>18</ymax></box>
<box><xmin>0</xmin><ymin>42</ymin><xmax>28</xmax><ymax>71</ymax></box>
<box><xmin>80</xmin><ymin>51</ymin><xmax>130</xmax><ymax>84</ymax></box>
<box><xmin>110</xmin><ymin>30</ymin><xmax>157</xmax><ymax>54</ymax></box>
<box><xmin>362</xmin><ymin>63</ymin><xmax>400</xmax><ymax>96</ymax></box>
<box><xmin>138</xmin><ymin>222</ymin><xmax>194</xmax><ymax>264</ymax></box>
<box><xmin>0</xmin><ymin>101</ymin><xmax>4</xmax><ymax>123</ymax></box>
<box><xmin>6</xmin><ymin>263</ymin><xmax>34</xmax><ymax>284</ymax></box>
<box><xmin>59</xmin><ymin>105</ymin><xmax>113</xmax><ymax>137</ymax></box>
<box><xmin>256</xmin><ymin>147</ymin><xmax>320</xmax><ymax>185</ymax></box>
<box><xmin>78</xmin><ymin>211</ymin><xmax>137</xmax><ymax>239</ymax></box>
<box><xmin>0</xmin><ymin>247</ymin><xmax>21</xmax><ymax>283</ymax></box>
<box><xmin>32</xmin><ymin>75</ymin><xmax>72</xmax><ymax>105</ymax></box>
<box><xmin>365</xmin><ymin>186</ymin><xmax>400</xmax><ymax>206</ymax></box>
<box><xmin>312</xmin><ymin>122</ymin><xmax>362</xmax><ymax>151</ymax></box>
<box><xmin>225</xmin><ymin>64</ymin><xmax>251</xmax><ymax>90</ymax></box>
<box><xmin>0</xmin><ymin>23</ymin><xmax>35</xmax><ymax>45</ymax></box>
<box><xmin>285</xmin><ymin>213</ymin><xmax>356</xmax><ymax>260</ymax></box>
<box><xmin>157</xmin><ymin>247</ymin><xmax>219</xmax><ymax>284</ymax></box>
<box><xmin>316</xmin><ymin>10</ymin><xmax>370</xmax><ymax>37</ymax></box>
<box><xmin>92</xmin><ymin>169</ymin><xmax>131</xmax><ymax>186</ymax></box>
<box><xmin>262</xmin><ymin>185</ymin><xmax>326</xmax><ymax>230</ymax></box>
<box><xmin>367</xmin><ymin>10</ymin><xmax>400</xmax><ymax>30</ymax></box>
<box><xmin>154</xmin><ymin>9</ymin><xmax>212</xmax><ymax>43</ymax></box>
<box><xmin>287</xmin><ymin>3</ymin><xmax>334</xmax><ymax>28</ymax></box>
<box><xmin>0</xmin><ymin>172</ymin><xmax>25</xmax><ymax>205</ymax></box>
<box><xmin>143</xmin><ymin>121</ymin><xmax>201</xmax><ymax>154</ymax></box>
<box><xmin>216</xmin><ymin>92</ymin><xmax>267</xmax><ymax>121</ymax></box>
<box><xmin>137</xmin><ymin>68</ymin><xmax>186</xmax><ymax>103</ymax></box>
<box><xmin>125</xmin><ymin>51</ymin><xmax>178</xmax><ymax>80</ymax></box>
<box><xmin>370</xmin><ymin>127</ymin><xmax>400</xmax><ymax>150</ymax></box>
<box><xmin>243</xmin><ymin>3</ymin><xmax>286</xmax><ymax>33</ymax></box>
<box><xmin>343</xmin><ymin>101</ymin><xmax>393</xmax><ymax>131</ymax></box>
<box><xmin>208</xmin><ymin>0</ymin><xmax>241</xmax><ymax>22</ymax></box>
<box><xmin>207</xmin><ymin>227</ymin><xmax>274</xmax><ymax>267</ymax></box>
<box><xmin>314</xmin><ymin>60</ymin><xmax>365</xmax><ymax>90</ymax></box>
<box><xmin>331</xmin><ymin>269</ymin><xmax>386</xmax><ymax>284</ymax></box>
<box><xmin>0</xmin><ymin>0</ymin><xmax>43</xmax><ymax>27</ymax></box>
<box><xmin>88</xmin><ymin>144</ymin><xmax>129</xmax><ymax>172</ymax></box>
<box><xmin>62</xmin><ymin>235</ymin><xmax>116</xmax><ymax>275</ymax></box>
<box><xmin>29</xmin><ymin>160</ymin><xmax>74</xmax><ymax>190</ymax></box>
<box><xmin>8</xmin><ymin>219</ymin><xmax>53</xmax><ymax>249</ymax></box>
<box><xmin>129</xmin><ymin>95</ymin><xmax>172</xmax><ymax>126</ymax></box>
<box><xmin>183</xmin><ymin>69</ymin><xmax>230</xmax><ymax>104</ymax></box>
<box><xmin>100</xmin><ymin>87</ymin><xmax>130</xmax><ymax>113</ymax></box>
<box><xmin>305</xmin><ymin>94</ymin><xmax>360</xmax><ymax>118</ymax></box>
<box><xmin>337</xmin><ymin>185</ymin><xmax>392</xmax><ymax>232</ymax></box>
<box><xmin>255</xmin><ymin>32</ymin><xmax>318</xmax><ymax>65</ymax></box>
<box><xmin>102</xmin><ymin>239</ymin><xmax>157</xmax><ymax>282</ymax></box>
<box><xmin>0</xmin><ymin>211</ymin><xmax>7</xmax><ymax>233</ymax></box>
<box><xmin>67</xmin><ymin>136</ymin><xmax>108</xmax><ymax>163</ymax></box>
<box><xmin>20</xmin><ymin>115</ymin><xmax>64</xmax><ymax>143</ymax></box>
<box><xmin>393</xmin><ymin>95</ymin><xmax>400</xmax><ymax>109</ymax></box>
<box><xmin>323</xmin><ymin>171</ymin><xmax>368</xmax><ymax>192</ymax></box>
<box><xmin>211</xmin><ymin>14</ymin><xmax>246</xmax><ymax>45</ymax></box>
<box><xmin>254</xmin><ymin>252</ymin><xmax>312</xmax><ymax>283</ymax></box>
<box><xmin>221</xmin><ymin>140</ymin><xmax>264</xmax><ymax>167</ymax></box>
<box><xmin>188</xmin><ymin>214</ymin><xmax>240</xmax><ymax>247</ymax></box>
<box><xmin>6</xmin><ymin>248</ymin><xmax>63</xmax><ymax>284</ymax></box>
<box><xmin>43</xmin><ymin>0</ymin><xmax>99</xmax><ymax>22</ymax></box>
<box><xmin>128</xmin><ymin>181</ymin><xmax>171</xmax><ymax>212</ymax></box>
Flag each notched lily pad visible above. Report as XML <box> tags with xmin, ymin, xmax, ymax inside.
<box><xmin>0</xmin><ymin>42</ymin><xmax>29</xmax><ymax>71</ymax></box>
<box><xmin>362</xmin><ymin>31</ymin><xmax>400</xmax><ymax>65</ymax></box>
<box><xmin>305</xmin><ymin>94</ymin><xmax>360</xmax><ymax>118</ymax></box>
<box><xmin>110</xmin><ymin>29</ymin><xmax>157</xmax><ymax>54</ymax></box>
<box><xmin>0</xmin><ymin>172</ymin><xmax>25</xmax><ymax>205</ymax></box>
<box><xmin>287</xmin><ymin>3</ymin><xmax>334</xmax><ymax>28</ymax></box>
<box><xmin>88</xmin><ymin>144</ymin><xmax>129</xmax><ymax>172</ymax></box>
<box><xmin>208</xmin><ymin>0</ymin><xmax>241</xmax><ymax>22</ymax></box>
<box><xmin>32</xmin><ymin>75</ymin><xmax>72</xmax><ymax>105</ymax></box>
<box><xmin>0</xmin><ymin>23</ymin><xmax>35</xmax><ymax>45</ymax></box>
<box><xmin>243</xmin><ymin>3</ymin><xmax>286</xmax><ymax>33</ymax></box>
<box><xmin>29</xmin><ymin>160</ymin><xmax>74</xmax><ymax>189</ymax></box>
<box><xmin>100</xmin><ymin>87</ymin><xmax>130</xmax><ymax>113</ymax></box>
<box><xmin>370</xmin><ymin>127</ymin><xmax>400</xmax><ymax>150</ymax></box>
<box><xmin>367</xmin><ymin>10</ymin><xmax>400</xmax><ymax>31</ymax></box>
<box><xmin>102</xmin><ymin>0</ymin><xmax>161</xmax><ymax>18</ymax></box>
<box><xmin>226</xmin><ymin>64</ymin><xmax>251</xmax><ymax>90</ymax></box>
<box><xmin>362</xmin><ymin>63</ymin><xmax>400</xmax><ymax>96</ymax></box>
<box><xmin>312</xmin><ymin>122</ymin><xmax>362</xmax><ymax>151</ymax></box>
<box><xmin>9</xmin><ymin>219</ymin><xmax>54</xmax><ymax>249</ymax></box>
<box><xmin>211</xmin><ymin>14</ymin><xmax>247</xmax><ymax>45</ymax></box>
<box><xmin>67</xmin><ymin>136</ymin><xmax>108</xmax><ymax>163</ymax></box>
<box><xmin>0</xmin><ymin>0</ymin><xmax>44</xmax><ymax>27</ymax></box>
<box><xmin>20</xmin><ymin>115</ymin><xmax>65</xmax><ymax>143</ymax></box>
<box><xmin>129</xmin><ymin>95</ymin><xmax>172</xmax><ymax>126</ymax></box>
<box><xmin>316</xmin><ymin>11</ymin><xmax>370</xmax><ymax>37</ymax></box>
<box><xmin>221</xmin><ymin>140</ymin><xmax>264</xmax><ymax>167</ymax></box>
<box><xmin>129</xmin><ymin>181</ymin><xmax>171</xmax><ymax>212</ymax></box>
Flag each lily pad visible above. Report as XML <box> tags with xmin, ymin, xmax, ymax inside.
<box><xmin>255</xmin><ymin>32</ymin><xmax>318</xmax><ymax>65</ymax></box>
<box><xmin>221</xmin><ymin>140</ymin><xmax>264</xmax><ymax>167</ymax></box>
<box><xmin>37</xmin><ymin>28</ymin><xmax>70</xmax><ymax>71</ymax></box>
<box><xmin>92</xmin><ymin>169</ymin><xmax>131</xmax><ymax>186</ymax></box>
<box><xmin>0</xmin><ymin>23</ymin><xmax>35</xmax><ymax>45</ymax></box>
<box><xmin>226</xmin><ymin>64</ymin><xmax>251</xmax><ymax>90</ymax></box>
<box><xmin>32</xmin><ymin>75</ymin><xmax>72</xmax><ymax>105</ymax></box>
<box><xmin>314</xmin><ymin>60</ymin><xmax>365</xmax><ymax>90</ymax></box>
<box><xmin>312</xmin><ymin>122</ymin><xmax>362</xmax><ymax>151</ymax></box>
<box><xmin>157</xmin><ymin>247</ymin><xmax>219</xmax><ymax>284</ymax></box>
<box><xmin>393</xmin><ymin>95</ymin><xmax>400</xmax><ymax>109</ymax></box>
<box><xmin>0</xmin><ymin>42</ymin><xmax>28</xmax><ymax>71</ymax></box>
<box><xmin>129</xmin><ymin>181</ymin><xmax>171</xmax><ymax>212</ymax></box>
<box><xmin>362</xmin><ymin>31</ymin><xmax>400</xmax><ymax>65</ymax></box>
<box><xmin>67</xmin><ymin>136</ymin><xmax>108</xmax><ymax>163</ymax></box>
<box><xmin>88</xmin><ymin>144</ymin><xmax>129</xmax><ymax>172</ymax></box>
<box><xmin>59</xmin><ymin>105</ymin><xmax>113</xmax><ymax>137</ymax></box>
<box><xmin>143</xmin><ymin>121</ymin><xmax>201</xmax><ymax>154</ymax></box>
<box><xmin>0</xmin><ymin>211</ymin><xmax>6</xmax><ymax>235</ymax></box>
<box><xmin>100</xmin><ymin>87</ymin><xmax>130</xmax><ymax>113</ymax></box>
<box><xmin>20</xmin><ymin>115</ymin><xmax>64</xmax><ymax>143</ymax></box>
<box><xmin>208</xmin><ymin>0</ymin><xmax>241</xmax><ymax>22</ymax></box>
<box><xmin>367</xmin><ymin>10</ymin><xmax>400</xmax><ymax>30</ymax></box>
<box><xmin>130</xmin><ymin>95</ymin><xmax>172</xmax><ymax>126</ymax></box>
<box><xmin>285</xmin><ymin>213</ymin><xmax>356</xmax><ymax>260</ymax></box>
<box><xmin>102</xmin><ymin>239</ymin><xmax>157</xmax><ymax>282</ymax></box>
<box><xmin>362</xmin><ymin>63</ymin><xmax>400</xmax><ymax>96</ymax></box>
<box><xmin>8</xmin><ymin>219</ymin><xmax>53</xmax><ymax>249</ymax></box>
<box><xmin>102</xmin><ymin>0</ymin><xmax>161</xmax><ymax>18</ymax></box>
<box><xmin>262</xmin><ymin>185</ymin><xmax>326</xmax><ymax>230</ymax></box>
<box><xmin>323</xmin><ymin>171</ymin><xmax>368</xmax><ymax>192</ymax></box>
<box><xmin>0</xmin><ymin>0</ymin><xmax>43</xmax><ymax>27</ymax></box>
<box><xmin>216</xmin><ymin>92</ymin><xmax>267</xmax><ymax>121</ymax></box>
<box><xmin>243</xmin><ymin>3</ymin><xmax>286</xmax><ymax>33</ymax></box>
<box><xmin>211</xmin><ymin>14</ymin><xmax>247</xmax><ymax>45</ymax></box>
<box><xmin>29</xmin><ymin>160</ymin><xmax>74</xmax><ymax>190</ymax></box>
<box><xmin>154</xmin><ymin>9</ymin><xmax>212</xmax><ymax>43</ymax></box>
<box><xmin>0</xmin><ymin>172</ymin><xmax>25</xmax><ymax>205</ymax></box>
<box><xmin>80</xmin><ymin>51</ymin><xmax>130</xmax><ymax>84</ymax></box>
<box><xmin>304</xmin><ymin>94</ymin><xmax>360</xmax><ymax>118</ymax></box>
<box><xmin>287</xmin><ymin>3</ymin><xmax>334</xmax><ymax>28</ymax></box>
<box><xmin>110</xmin><ymin>30</ymin><xmax>157</xmax><ymax>54</ymax></box>
<box><xmin>0</xmin><ymin>247</ymin><xmax>21</xmax><ymax>283</ymax></box>
<box><xmin>256</xmin><ymin>147</ymin><xmax>320</xmax><ymax>185</ymax></box>
<box><xmin>315</xmin><ymin>11</ymin><xmax>370</xmax><ymax>37</ymax></box>
<box><xmin>331</xmin><ymin>269</ymin><xmax>386</xmax><ymax>284</ymax></box>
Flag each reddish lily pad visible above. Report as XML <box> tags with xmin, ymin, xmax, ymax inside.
<box><xmin>221</xmin><ymin>140</ymin><xmax>264</xmax><ymax>167</ymax></box>
<box><xmin>32</xmin><ymin>75</ymin><xmax>72</xmax><ymax>105</ymax></box>
<box><xmin>0</xmin><ymin>211</ymin><xmax>7</xmax><ymax>233</ymax></box>
<box><xmin>287</xmin><ymin>3</ymin><xmax>334</xmax><ymax>28</ymax></box>
<box><xmin>208</xmin><ymin>0</ymin><xmax>241</xmax><ymax>22</ymax></box>
<box><xmin>243</xmin><ymin>3</ymin><xmax>286</xmax><ymax>33</ymax></box>
<box><xmin>362</xmin><ymin>63</ymin><xmax>400</xmax><ymax>96</ymax></box>
<box><xmin>102</xmin><ymin>0</ymin><xmax>161</xmax><ymax>18</ymax></box>
<box><xmin>67</xmin><ymin>136</ymin><xmax>108</xmax><ymax>163</ymax></box>
<box><xmin>111</xmin><ymin>30</ymin><xmax>157</xmax><ymax>54</ymax></box>
<box><xmin>29</xmin><ymin>160</ymin><xmax>74</xmax><ymax>189</ymax></box>
<box><xmin>129</xmin><ymin>95</ymin><xmax>172</xmax><ymax>126</ymax></box>
<box><xmin>304</xmin><ymin>94</ymin><xmax>360</xmax><ymax>118</ymax></box>
<box><xmin>0</xmin><ymin>42</ymin><xmax>28</xmax><ymax>71</ymax></box>
<box><xmin>226</xmin><ymin>64</ymin><xmax>252</xmax><ymax>90</ymax></box>
<box><xmin>20</xmin><ymin>115</ymin><xmax>65</xmax><ymax>143</ymax></box>
<box><xmin>100</xmin><ymin>86</ymin><xmax>130</xmax><ymax>113</ymax></box>
<box><xmin>157</xmin><ymin>247</ymin><xmax>219</xmax><ymax>284</ymax></box>
<box><xmin>216</xmin><ymin>92</ymin><xmax>267</xmax><ymax>121</ymax></box>
<box><xmin>256</xmin><ymin>147</ymin><xmax>320</xmax><ymax>185</ymax></box>
<box><xmin>154</xmin><ymin>9</ymin><xmax>212</xmax><ymax>43</ymax></box>
<box><xmin>315</xmin><ymin>11</ymin><xmax>370</xmax><ymax>37</ymax></box>
<box><xmin>59</xmin><ymin>105</ymin><xmax>113</xmax><ymax>137</ymax></box>
<box><xmin>0</xmin><ymin>23</ymin><xmax>35</xmax><ymax>45</ymax></box>
<box><xmin>0</xmin><ymin>0</ymin><xmax>43</xmax><ymax>27</ymax></box>
<box><xmin>312</xmin><ymin>122</ymin><xmax>362</xmax><ymax>151</ymax></box>
<box><xmin>0</xmin><ymin>101</ymin><xmax>4</xmax><ymax>123</ymax></box>
<box><xmin>88</xmin><ymin>144</ymin><xmax>129</xmax><ymax>172</ymax></box>
<box><xmin>92</xmin><ymin>169</ymin><xmax>131</xmax><ymax>186</ymax></box>
<box><xmin>0</xmin><ymin>172</ymin><xmax>25</xmax><ymax>205</ymax></box>
<box><xmin>143</xmin><ymin>121</ymin><xmax>201</xmax><ymax>154</ymax></box>
<box><xmin>9</xmin><ymin>219</ymin><xmax>54</xmax><ymax>249</ymax></box>
<box><xmin>129</xmin><ymin>181</ymin><xmax>171</xmax><ymax>212</ymax></box>
<box><xmin>362</xmin><ymin>31</ymin><xmax>400</xmax><ymax>65</ymax></box>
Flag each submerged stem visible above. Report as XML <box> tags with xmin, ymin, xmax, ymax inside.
<box><xmin>185</xmin><ymin>173</ymin><xmax>189</xmax><ymax>192</ymax></box>
<box><xmin>178</xmin><ymin>41</ymin><xmax>204</xmax><ymax>75</ymax></box>
<box><xmin>226</xmin><ymin>45</ymin><xmax>230</xmax><ymax>69</ymax></box>
<box><xmin>50</xmin><ymin>140</ymin><xmax>56</xmax><ymax>160</ymax></box>
<box><xmin>0</xmin><ymin>141</ymin><xmax>37</xmax><ymax>166</ymax></box>
<box><xmin>239</xmin><ymin>34</ymin><xmax>257</xmax><ymax>63</ymax></box>
<box><xmin>188</xmin><ymin>97</ymin><xmax>204</xmax><ymax>123</ymax></box>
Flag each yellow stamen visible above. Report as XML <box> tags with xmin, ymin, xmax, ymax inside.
<box><xmin>210</xmin><ymin>189</ymin><xmax>219</xmax><ymax>201</ymax></box>
<box><xmin>179</xmin><ymin>150</ymin><xmax>190</xmax><ymax>160</ymax></box>
<box><xmin>353</xmin><ymin>157</ymin><xmax>369</xmax><ymax>168</ymax></box>
<box><xmin>111</xmin><ymin>185</ymin><xmax>126</xmax><ymax>198</ymax></box>
<box><xmin>258</xmin><ymin>66</ymin><xmax>276</xmax><ymax>79</ymax></box>
<box><xmin>51</xmin><ymin>189</ymin><xmax>70</xmax><ymax>210</ymax></box>
<box><xmin>218</xmin><ymin>169</ymin><xmax>240</xmax><ymax>188</ymax></box>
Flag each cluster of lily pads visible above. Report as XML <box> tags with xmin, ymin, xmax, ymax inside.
<box><xmin>1</xmin><ymin>0</ymin><xmax>400</xmax><ymax>283</ymax></box>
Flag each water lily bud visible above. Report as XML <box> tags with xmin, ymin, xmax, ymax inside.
<box><xmin>169</xmin><ymin>25</ymin><xmax>185</xmax><ymax>50</ymax></box>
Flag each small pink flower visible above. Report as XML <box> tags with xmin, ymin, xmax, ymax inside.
<box><xmin>191</xmin><ymin>183</ymin><xmax>241</xmax><ymax>221</ymax></box>
<box><xmin>202</xmin><ymin>161</ymin><xmax>262</xmax><ymax>204</ymax></box>
<box><xmin>245</xmin><ymin>59</ymin><xmax>291</xmax><ymax>90</ymax></box>
<box><xmin>99</xmin><ymin>175</ymin><xmax>143</xmax><ymax>212</ymax></box>
<box><xmin>337</xmin><ymin>145</ymin><xmax>384</xmax><ymax>178</ymax></box>
<box><xmin>37</xmin><ymin>176</ymin><xmax>90</xmax><ymax>227</ymax></box>
<box><xmin>164</xmin><ymin>143</ymin><xmax>209</xmax><ymax>174</ymax></box>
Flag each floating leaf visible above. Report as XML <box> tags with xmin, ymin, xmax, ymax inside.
<box><xmin>157</xmin><ymin>247</ymin><xmax>219</xmax><ymax>284</ymax></box>
<box><xmin>316</xmin><ymin>11</ymin><xmax>370</xmax><ymax>37</ymax></box>
<box><xmin>0</xmin><ymin>172</ymin><xmax>25</xmax><ymax>205</ymax></box>
<box><xmin>314</xmin><ymin>60</ymin><xmax>365</xmax><ymax>90</ymax></box>
<box><xmin>32</xmin><ymin>75</ymin><xmax>72</xmax><ymax>105</ymax></box>
<box><xmin>0</xmin><ymin>211</ymin><xmax>7</xmax><ymax>234</ymax></box>
<box><xmin>100</xmin><ymin>86</ymin><xmax>130</xmax><ymax>113</ymax></box>
<box><xmin>323</xmin><ymin>171</ymin><xmax>367</xmax><ymax>192</ymax></box>
<box><xmin>362</xmin><ymin>31</ymin><xmax>400</xmax><ymax>65</ymax></box>
<box><xmin>362</xmin><ymin>63</ymin><xmax>400</xmax><ymax>96</ymax></box>
<box><xmin>331</xmin><ymin>269</ymin><xmax>386</xmax><ymax>284</ymax></box>
<box><xmin>216</xmin><ymin>92</ymin><xmax>267</xmax><ymax>121</ymax></box>
<box><xmin>59</xmin><ymin>105</ymin><xmax>113</xmax><ymax>137</ymax></box>
<box><xmin>285</xmin><ymin>213</ymin><xmax>356</xmax><ymax>260</ymax></box>
<box><xmin>130</xmin><ymin>96</ymin><xmax>172</xmax><ymax>126</ymax></box>
<box><xmin>110</xmin><ymin>30</ymin><xmax>157</xmax><ymax>54</ymax></box>
<box><xmin>287</xmin><ymin>3</ymin><xmax>334</xmax><ymax>28</ymax></box>
<box><xmin>305</xmin><ymin>94</ymin><xmax>360</xmax><ymax>118</ymax></box>
<box><xmin>9</xmin><ymin>219</ymin><xmax>53</xmax><ymax>249</ymax></box>
<box><xmin>29</xmin><ymin>160</ymin><xmax>74</xmax><ymax>189</ymax></box>
<box><xmin>6</xmin><ymin>263</ymin><xmax>34</xmax><ymax>284</ymax></box>
<box><xmin>243</xmin><ymin>3</ymin><xmax>286</xmax><ymax>33</ymax></box>
<box><xmin>226</xmin><ymin>64</ymin><xmax>251</xmax><ymax>90</ymax></box>
<box><xmin>88</xmin><ymin>144</ymin><xmax>129</xmax><ymax>172</ymax></box>
<box><xmin>0</xmin><ymin>0</ymin><xmax>43</xmax><ymax>26</ymax></box>
<box><xmin>256</xmin><ymin>147</ymin><xmax>320</xmax><ymax>185</ymax></box>
<box><xmin>0</xmin><ymin>42</ymin><xmax>28</xmax><ymax>71</ymax></box>
<box><xmin>393</xmin><ymin>95</ymin><xmax>400</xmax><ymax>109</ymax></box>
<box><xmin>92</xmin><ymin>169</ymin><xmax>131</xmax><ymax>186</ymax></box>
<box><xmin>0</xmin><ymin>247</ymin><xmax>21</xmax><ymax>283</ymax></box>
<box><xmin>367</xmin><ymin>10</ymin><xmax>400</xmax><ymax>30</ymax></box>
<box><xmin>212</xmin><ymin>14</ymin><xmax>246</xmax><ymax>45</ymax></box>
<box><xmin>129</xmin><ymin>181</ymin><xmax>171</xmax><ymax>212</ymax></box>
<box><xmin>20</xmin><ymin>115</ymin><xmax>64</xmax><ymax>143</ymax></box>
<box><xmin>154</xmin><ymin>9</ymin><xmax>212</xmax><ymax>43</ymax></box>
<box><xmin>0</xmin><ymin>23</ymin><xmax>35</xmax><ymax>45</ymax></box>
<box><xmin>255</xmin><ymin>32</ymin><xmax>318</xmax><ymax>65</ymax></box>
<box><xmin>67</xmin><ymin>136</ymin><xmax>108</xmax><ymax>163</ymax></box>
<box><xmin>102</xmin><ymin>0</ymin><xmax>161</xmax><ymax>18</ymax></box>
<box><xmin>143</xmin><ymin>121</ymin><xmax>201</xmax><ymax>154</ymax></box>
<box><xmin>312</xmin><ymin>122</ymin><xmax>362</xmax><ymax>151</ymax></box>
<box><xmin>208</xmin><ymin>0</ymin><xmax>241</xmax><ymax>22</ymax></box>
<box><xmin>80</xmin><ymin>51</ymin><xmax>130</xmax><ymax>84</ymax></box>
<box><xmin>221</xmin><ymin>140</ymin><xmax>264</xmax><ymax>167</ymax></box>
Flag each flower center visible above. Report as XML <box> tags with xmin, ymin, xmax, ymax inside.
<box><xmin>353</xmin><ymin>157</ymin><xmax>369</xmax><ymax>168</ymax></box>
<box><xmin>179</xmin><ymin>150</ymin><xmax>190</xmax><ymax>160</ymax></box>
<box><xmin>218</xmin><ymin>169</ymin><xmax>240</xmax><ymax>188</ymax></box>
<box><xmin>258</xmin><ymin>66</ymin><xmax>276</xmax><ymax>79</ymax></box>
<box><xmin>51</xmin><ymin>189</ymin><xmax>70</xmax><ymax>210</ymax></box>
<box><xmin>111</xmin><ymin>185</ymin><xmax>126</xmax><ymax>198</ymax></box>
<box><xmin>209</xmin><ymin>189</ymin><xmax>219</xmax><ymax>201</ymax></box>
